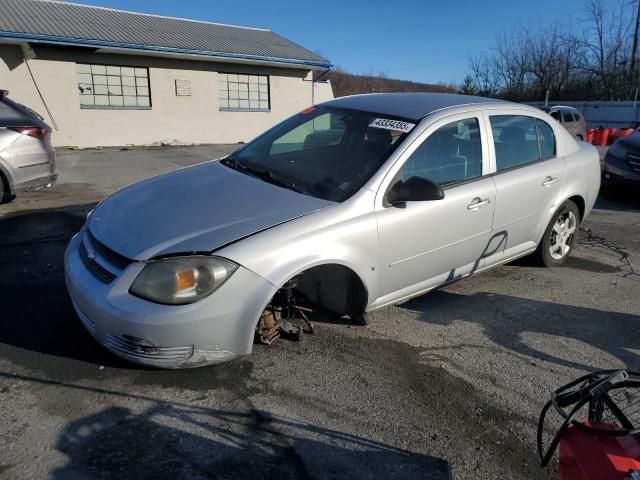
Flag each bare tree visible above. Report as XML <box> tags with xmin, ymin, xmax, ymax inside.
<box><xmin>468</xmin><ymin>52</ymin><xmax>500</xmax><ymax>97</ymax></box>
<box><xmin>575</xmin><ymin>0</ymin><xmax>633</xmax><ymax>99</ymax></box>
<box><xmin>522</xmin><ymin>23</ymin><xmax>581</xmax><ymax>99</ymax></box>
<box><xmin>493</xmin><ymin>29</ymin><xmax>529</xmax><ymax>99</ymax></box>
<box><xmin>463</xmin><ymin>0</ymin><xmax>638</xmax><ymax>101</ymax></box>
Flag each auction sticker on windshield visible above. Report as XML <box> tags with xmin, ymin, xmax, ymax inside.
<box><xmin>369</xmin><ymin>118</ymin><xmax>415</xmax><ymax>133</ymax></box>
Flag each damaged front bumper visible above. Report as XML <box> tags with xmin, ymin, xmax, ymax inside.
<box><xmin>64</xmin><ymin>231</ymin><xmax>277</xmax><ymax>368</ymax></box>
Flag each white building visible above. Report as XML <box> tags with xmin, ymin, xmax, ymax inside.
<box><xmin>0</xmin><ymin>0</ymin><xmax>333</xmax><ymax>148</ymax></box>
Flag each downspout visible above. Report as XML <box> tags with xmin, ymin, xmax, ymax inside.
<box><xmin>311</xmin><ymin>67</ymin><xmax>331</xmax><ymax>106</ymax></box>
<box><xmin>19</xmin><ymin>42</ymin><xmax>58</xmax><ymax>130</ymax></box>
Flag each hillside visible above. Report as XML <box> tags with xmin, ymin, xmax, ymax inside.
<box><xmin>322</xmin><ymin>70</ymin><xmax>456</xmax><ymax>98</ymax></box>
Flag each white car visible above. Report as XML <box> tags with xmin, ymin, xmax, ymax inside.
<box><xmin>65</xmin><ymin>93</ymin><xmax>601</xmax><ymax>368</ymax></box>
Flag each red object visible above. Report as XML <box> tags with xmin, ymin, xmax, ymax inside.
<box><xmin>607</xmin><ymin>129</ymin><xmax>619</xmax><ymax>145</ymax></box>
<box><xmin>586</xmin><ymin>129</ymin><xmax>595</xmax><ymax>144</ymax></box>
<box><xmin>593</xmin><ymin>128</ymin><xmax>609</xmax><ymax>146</ymax></box>
<box><xmin>559</xmin><ymin>424</ymin><xmax>640</xmax><ymax>480</ymax></box>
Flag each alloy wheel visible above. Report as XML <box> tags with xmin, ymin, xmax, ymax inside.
<box><xmin>549</xmin><ymin>211</ymin><xmax>577</xmax><ymax>260</ymax></box>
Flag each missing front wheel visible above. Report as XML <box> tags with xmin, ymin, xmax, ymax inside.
<box><xmin>255</xmin><ymin>277</ymin><xmax>315</xmax><ymax>345</ymax></box>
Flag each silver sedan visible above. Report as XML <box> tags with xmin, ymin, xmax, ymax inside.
<box><xmin>64</xmin><ymin>93</ymin><xmax>601</xmax><ymax>368</ymax></box>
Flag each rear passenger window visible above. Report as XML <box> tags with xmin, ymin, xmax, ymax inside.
<box><xmin>536</xmin><ymin>119</ymin><xmax>556</xmax><ymax>159</ymax></box>
<box><xmin>490</xmin><ymin>115</ymin><xmax>540</xmax><ymax>170</ymax></box>
<box><xmin>562</xmin><ymin>111</ymin><xmax>575</xmax><ymax>123</ymax></box>
<box><xmin>402</xmin><ymin>118</ymin><xmax>482</xmax><ymax>186</ymax></box>
<box><xmin>490</xmin><ymin>115</ymin><xmax>557</xmax><ymax>171</ymax></box>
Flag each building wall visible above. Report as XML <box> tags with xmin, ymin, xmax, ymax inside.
<box><xmin>0</xmin><ymin>44</ymin><xmax>334</xmax><ymax>148</ymax></box>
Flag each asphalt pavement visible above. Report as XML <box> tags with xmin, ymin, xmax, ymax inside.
<box><xmin>1</xmin><ymin>146</ymin><xmax>639</xmax><ymax>480</ymax></box>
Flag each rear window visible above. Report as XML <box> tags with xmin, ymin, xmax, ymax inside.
<box><xmin>490</xmin><ymin>115</ymin><xmax>556</xmax><ymax>171</ymax></box>
<box><xmin>0</xmin><ymin>97</ymin><xmax>42</xmax><ymax>127</ymax></box>
<box><xmin>0</xmin><ymin>100</ymin><xmax>26</xmax><ymax>123</ymax></box>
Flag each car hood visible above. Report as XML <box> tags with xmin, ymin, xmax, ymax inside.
<box><xmin>88</xmin><ymin>161</ymin><xmax>335</xmax><ymax>260</ymax></box>
<box><xmin>616</xmin><ymin>131</ymin><xmax>640</xmax><ymax>151</ymax></box>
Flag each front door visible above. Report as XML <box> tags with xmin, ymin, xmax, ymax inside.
<box><xmin>375</xmin><ymin>114</ymin><xmax>497</xmax><ymax>306</ymax></box>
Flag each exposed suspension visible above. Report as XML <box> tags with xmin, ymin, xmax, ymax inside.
<box><xmin>256</xmin><ymin>277</ymin><xmax>314</xmax><ymax>345</ymax></box>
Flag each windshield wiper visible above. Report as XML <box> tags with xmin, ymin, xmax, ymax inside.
<box><xmin>222</xmin><ymin>157</ymin><xmax>309</xmax><ymax>196</ymax></box>
<box><xmin>264</xmin><ymin>170</ymin><xmax>309</xmax><ymax>196</ymax></box>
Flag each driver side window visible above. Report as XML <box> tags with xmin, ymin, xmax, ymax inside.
<box><xmin>401</xmin><ymin>118</ymin><xmax>483</xmax><ymax>186</ymax></box>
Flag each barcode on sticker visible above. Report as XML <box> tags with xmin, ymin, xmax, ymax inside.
<box><xmin>369</xmin><ymin>118</ymin><xmax>415</xmax><ymax>133</ymax></box>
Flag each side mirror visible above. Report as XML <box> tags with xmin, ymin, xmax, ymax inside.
<box><xmin>386</xmin><ymin>176</ymin><xmax>444</xmax><ymax>206</ymax></box>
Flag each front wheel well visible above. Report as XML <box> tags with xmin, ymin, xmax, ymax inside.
<box><xmin>286</xmin><ymin>264</ymin><xmax>368</xmax><ymax>316</ymax></box>
<box><xmin>0</xmin><ymin>170</ymin><xmax>10</xmax><ymax>203</ymax></box>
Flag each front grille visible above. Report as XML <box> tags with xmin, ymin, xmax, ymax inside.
<box><xmin>79</xmin><ymin>241</ymin><xmax>117</xmax><ymax>283</ymax></box>
<box><xmin>103</xmin><ymin>334</ymin><xmax>194</xmax><ymax>365</ymax></box>
<box><xmin>86</xmin><ymin>230</ymin><xmax>132</xmax><ymax>270</ymax></box>
<box><xmin>627</xmin><ymin>153</ymin><xmax>640</xmax><ymax>173</ymax></box>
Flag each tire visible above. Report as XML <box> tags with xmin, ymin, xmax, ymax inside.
<box><xmin>0</xmin><ymin>173</ymin><xmax>5</xmax><ymax>204</ymax></box>
<box><xmin>531</xmin><ymin>200</ymin><xmax>581</xmax><ymax>267</ymax></box>
<box><xmin>576</xmin><ymin>134</ymin><xmax>583</xmax><ymax>141</ymax></box>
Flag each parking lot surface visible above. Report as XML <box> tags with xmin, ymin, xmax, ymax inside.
<box><xmin>1</xmin><ymin>146</ymin><xmax>639</xmax><ymax>479</ymax></box>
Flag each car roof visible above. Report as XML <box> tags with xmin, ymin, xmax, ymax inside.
<box><xmin>321</xmin><ymin>92</ymin><xmax>508</xmax><ymax>121</ymax></box>
<box><xmin>549</xmin><ymin>105</ymin><xmax>579</xmax><ymax>111</ymax></box>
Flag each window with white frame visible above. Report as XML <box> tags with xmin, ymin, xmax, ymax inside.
<box><xmin>218</xmin><ymin>73</ymin><xmax>270</xmax><ymax>111</ymax></box>
<box><xmin>76</xmin><ymin>63</ymin><xmax>151</xmax><ymax>109</ymax></box>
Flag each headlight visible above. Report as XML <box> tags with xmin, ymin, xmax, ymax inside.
<box><xmin>130</xmin><ymin>256</ymin><xmax>238</xmax><ymax>305</ymax></box>
<box><xmin>607</xmin><ymin>142</ymin><xmax>627</xmax><ymax>159</ymax></box>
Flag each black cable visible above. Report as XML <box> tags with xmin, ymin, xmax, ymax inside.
<box><xmin>537</xmin><ymin>370</ymin><xmax>640</xmax><ymax>467</ymax></box>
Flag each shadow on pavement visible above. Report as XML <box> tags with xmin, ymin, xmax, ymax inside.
<box><xmin>0</xmin><ymin>203</ymin><xmax>131</xmax><ymax>368</ymax></box>
<box><xmin>399</xmin><ymin>290</ymin><xmax>640</xmax><ymax>372</ymax></box>
<box><xmin>52</xmin><ymin>403</ymin><xmax>452</xmax><ymax>480</ymax></box>
<box><xmin>594</xmin><ymin>189</ymin><xmax>640</xmax><ymax>212</ymax></box>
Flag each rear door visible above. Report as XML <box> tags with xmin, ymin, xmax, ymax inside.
<box><xmin>483</xmin><ymin>112</ymin><xmax>565</xmax><ymax>265</ymax></box>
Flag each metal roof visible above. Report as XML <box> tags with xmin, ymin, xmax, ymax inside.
<box><xmin>323</xmin><ymin>92</ymin><xmax>507</xmax><ymax>121</ymax></box>
<box><xmin>0</xmin><ymin>0</ymin><xmax>330</xmax><ymax>68</ymax></box>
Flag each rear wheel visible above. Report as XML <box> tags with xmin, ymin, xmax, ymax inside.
<box><xmin>531</xmin><ymin>201</ymin><xmax>580</xmax><ymax>267</ymax></box>
<box><xmin>0</xmin><ymin>173</ymin><xmax>5</xmax><ymax>204</ymax></box>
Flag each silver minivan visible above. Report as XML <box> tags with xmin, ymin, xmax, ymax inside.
<box><xmin>0</xmin><ymin>90</ymin><xmax>57</xmax><ymax>203</ymax></box>
<box><xmin>65</xmin><ymin>93</ymin><xmax>601</xmax><ymax>368</ymax></box>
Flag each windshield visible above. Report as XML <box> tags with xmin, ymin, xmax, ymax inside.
<box><xmin>222</xmin><ymin>106</ymin><xmax>414</xmax><ymax>202</ymax></box>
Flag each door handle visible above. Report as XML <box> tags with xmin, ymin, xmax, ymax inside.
<box><xmin>542</xmin><ymin>176</ymin><xmax>559</xmax><ymax>187</ymax></box>
<box><xmin>467</xmin><ymin>197</ymin><xmax>491</xmax><ymax>211</ymax></box>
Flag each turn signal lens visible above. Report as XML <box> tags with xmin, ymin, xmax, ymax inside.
<box><xmin>176</xmin><ymin>270</ymin><xmax>196</xmax><ymax>290</ymax></box>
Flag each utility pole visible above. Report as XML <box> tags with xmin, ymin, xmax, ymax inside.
<box><xmin>630</xmin><ymin>0</ymin><xmax>640</xmax><ymax>76</ymax></box>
